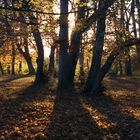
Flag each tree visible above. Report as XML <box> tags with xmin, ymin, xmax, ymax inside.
<box><xmin>58</xmin><ymin>0</ymin><xmax>69</xmax><ymax>89</ymax></box>
<box><xmin>84</xmin><ymin>0</ymin><xmax>107</xmax><ymax>93</ymax></box>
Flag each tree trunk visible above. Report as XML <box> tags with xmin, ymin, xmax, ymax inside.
<box><xmin>136</xmin><ymin>0</ymin><xmax>140</xmax><ymax>38</ymax></box>
<box><xmin>11</xmin><ymin>44</ymin><xmax>15</xmax><ymax>75</ymax></box>
<box><xmin>132</xmin><ymin>0</ymin><xmax>140</xmax><ymax>62</ymax></box>
<box><xmin>119</xmin><ymin>59</ymin><xmax>123</xmax><ymax>76</ymax></box>
<box><xmin>17</xmin><ymin>43</ymin><xmax>35</xmax><ymax>74</ymax></box>
<box><xmin>0</xmin><ymin>61</ymin><xmax>4</xmax><ymax>75</ymax></box>
<box><xmin>33</xmin><ymin>28</ymin><xmax>45</xmax><ymax>84</ymax></box>
<box><xmin>79</xmin><ymin>46</ymin><xmax>85</xmax><ymax>82</ymax></box>
<box><xmin>136</xmin><ymin>44</ymin><xmax>140</xmax><ymax>62</ymax></box>
<box><xmin>29</xmin><ymin>14</ymin><xmax>45</xmax><ymax>84</ymax></box>
<box><xmin>22</xmin><ymin>0</ymin><xmax>45</xmax><ymax>84</ymax></box>
<box><xmin>68</xmin><ymin>0</ymin><xmax>86</xmax><ymax>85</ymax></box>
<box><xmin>58</xmin><ymin>0</ymin><xmax>70</xmax><ymax>89</ymax></box>
<box><xmin>125</xmin><ymin>49</ymin><xmax>132</xmax><ymax>76</ymax></box>
<box><xmin>48</xmin><ymin>46</ymin><xmax>55</xmax><ymax>74</ymax></box>
<box><xmin>19</xmin><ymin>61</ymin><xmax>22</xmax><ymax>73</ymax></box>
<box><xmin>91</xmin><ymin>52</ymin><xmax>117</xmax><ymax>95</ymax></box>
<box><xmin>24</xmin><ymin>37</ymin><xmax>35</xmax><ymax>74</ymax></box>
<box><xmin>131</xmin><ymin>0</ymin><xmax>137</xmax><ymax>38</ymax></box>
<box><xmin>89</xmin><ymin>38</ymin><xmax>140</xmax><ymax>96</ymax></box>
<box><xmin>84</xmin><ymin>3</ymin><xmax>106</xmax><ymax>93</ymax></box>
<box><xmin>69</xmin><ymin>31</ymin><xmax>82</xmax><ymax>84</ymax></box>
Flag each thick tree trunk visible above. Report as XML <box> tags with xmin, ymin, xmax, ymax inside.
<box><xmin>131</xmin><ymin>0</ymin><xmax>137</xmax><ymax>38</ymax></box>
<box><xmin>0</xmin><ymin>61</ymin><xmax>4</xmax><ymax>75</ymax></box>
<box><xmin>69</xmin><ymin>31</ymin><xmax>82</xmax><ymax>84</ymax></box>
<box><xmin>21</xmin><ymin>0</ymin><xmax>45</xmax><ymax>84</ymax></box>
<box><xmin>58</xmin><ymin>0</ymin><xmax>69</xmax><ymax>89</ymax></box>
<box><xmin>84</xmin><ymin>6</ymin><xmax>106</xmax><ymax>93</ymax></box>
<box><xmin>68</xmin><ymin>0</ymin><xmax>86</xmax><ymax>85</ymax></box>
<box><xmin>28</xmin><ymin>13</ymin><xmax>45</xmax><ymax>84</ymax></box>
<box><xmin>132</xmin><ymin>0</ymin><xmax>140</xmax><ymax>62</ymax></box>
<box><xmin>90</xmin><ymin>38</ymin><xmax>140</xmax><ymax>96</ymax></box>
<box><xmin>32</xmin><ymin>28</ymin><xmax>45</xmax><ymax>84</ymax></box>
<box><xmin>11</xmin><ymin>44</ymin><xmax>15</xmax><ymax>75</ymax></box>
<box><xmin>136</xmin><ymin>0</ymin><xmax>140</xmax><ymax>38</ymax></box>
<box><xmin>91</xmin><ymin>53</ymin><xmax>117</xmax><ymax>95</ymax></box>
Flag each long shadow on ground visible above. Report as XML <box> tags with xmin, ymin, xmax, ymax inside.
<box><xmin>86</xmin><ymin>94</ymin><xmax>140</xmax><ymax>140</ymax></box>
<box><xmin>46</xmin><ymin>90</ymin><xmax>103</xmax><ymax>140</ymax></box>
<box><xmin>0</xmin><ymin>83</ymin><xmax>55</xmax><ymax>139</ymax></box>
<box><xmin>108</xmin><ymin>76</ymin><xmax>140</xmax><ymax>92</ymax></box>
<box><xmin>0</xmin><ymin>74</ymin><xmax>34</xmax><ymax>84</ymax></box>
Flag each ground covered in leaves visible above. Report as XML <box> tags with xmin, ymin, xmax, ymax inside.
<box><xmin>0</xmin><ymin>75</ymin><xmax>140</xmax><ymax>140</ymax></box>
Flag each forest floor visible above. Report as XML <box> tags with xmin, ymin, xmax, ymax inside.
<box><xmin>0</xmin><ymin>75</ymin><xmax>140</xmax><ymax>140</ymax></box>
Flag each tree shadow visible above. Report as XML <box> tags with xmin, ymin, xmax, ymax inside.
<box><xmin>107</xmin><ymin>76</ymin><xmax>140</xmax><ymax>92</ymax></box>
<box><xmin>0</xmin><ymin>82</ymin><xmax>57</xmax><ymax>139</ymax></box>
<box><xmin>86</xmin><ymin>94</ymin><xmax>140</xmax><ymax>139</ymax></box>
<box><xmin>2</xmin><ymin>83</ymin><xmax>55</xmax><ymax>107</ymax></box>
<box><xmin>0</xmin><ymin>74</ymin><xmax>34</xmax><ymax>84</ymax></box>
<box><xmin>46</xmin><ymin>90</ymin><xmax>103</xmax><ymax>140</ymax></box>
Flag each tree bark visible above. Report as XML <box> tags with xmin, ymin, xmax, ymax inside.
<box><xmin>68</xmin><ymin>0</ymin><xmax>87</xmax><ymax>85</ymax></box>
<box><xmin>28</xmin><ymin>14</ymin><xmax>45</xmax><ymax>84</ymax></box>
<box><xmin>33</xmin><ymin>27</ymin><xmax>45</xmax><ymax>84</ymax></box>
<box><xmin>136</xmin><ymin>0</ymin><xmax>140</xmax><ymax>37</ymax></box>
<box><xmin>58</xmin><ymin>0</ymin><xmax>69</xmax><ymax>89</ymax></box>
<box><xmin>79</xmin><ymin>46</ymin><xmax>85</xmax><ymax>82</ymax></box>
<box><xmin>11</xmin><ymin>44</ymin><xmax>15</xmax><ymax>75</ymax></box>
<box><xmin>90</xmin><ymin>38</ymin><xmax>140</xmax><ymax>96</ymax></box>
<box><xmin>119</xmin><ymin>59</ymin><xmax>123</xmax><ymax>76</ymax></box>
<box><xmin>125</xmin><ymin>48</ymin><xmax>132</xmax><ymax>76</ymax></box>
<box><xmin>0</xmin><ymin>61</ymin><xmax>4</xmax><ymax>75</ymax></box>
<box><xmin>23</xmin><ymin>35</ymin><xmax>35</xmax><ymax>74</ymax></box>
<box><xmin>17</xmin><ymin>42</ymin><xmax>35</xmax><ymax>74</ymax></box>
<box><xmin>48</xmin><ymin>45</ymin><xmax>55</xmax><ymax>74</ymax></box>
<box><xmin>91</xmin><ymin>52</ymin><xmax>117</xmax><ymax>95</ymax></box>
<box><xmin>18</xmin><ymin>61</ymin><xmax>22</xmax><ymax>73</ymax></box>
<box><xmin>84</xmin><ymin>3</ymin><xmax>107</xmax><ymax>93</ymax></box>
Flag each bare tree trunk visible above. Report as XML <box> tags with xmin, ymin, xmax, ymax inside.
<box><xmin>32</xmin><ymin>27</ymin><xmax>45</xmax><ymax>84</ymax></box>
<box><xmin>18</xmin><ymin>61</ymin><xmax>22</xmax><ymax>73</ymax></box>
<box><xmin>136</xmin><ymin>0</ymin><xmax>140</xmax><ymax>37</ymax></box>
<box><xmin>79</xmin><ymin>46</ymin><xmax>85</xmax><ymax>82</ymax></box>
<box><xmin>69</xmin><ymin>0</ymin><xmax>86</xmax><ymax>85</ymax></box>
<box><xmin>11</xmin><ymin>44</ymin><xmax>15</xmax><ymax>75</ymax></box>
<box><xmin>17</xmin><ymin>43</ymin><xmax>35</xmax><ymax>74</ymax></box>
<box><xmin>119</xmin><ymin>59</ymin><xmax>123</xmax><ymax>76</ymax></box>
<box><xmin>29</xmin><ymin>14</ymin><xmax>45</xmax><ymax>84</ymax></box>
<box><xmin>125</xmin><ymin>48</ymin><xmax>132</xmax><ymax>76</ymax></box>
<box><xmin>0</xmin><ymin>61</ymin><xmax>4</xmax><ymax>75</ymax></box>
<box><xmin>91</xmin><ymin>52</ymin><xmax>118</xmax><ymax>95</ymax></box>
<box><xmin>90</xmin><ymin>39</ymin><xmax>140</xmax><ymax>96</ymax></box>
<box><xmin>23</xmin><ymin>38</ymin><xmax>35</xmax><ymax>74</ymax></box>
<box><xmin>132</xmin><ymin>0</ymin><xmax>140</xmax><ymax>62</ymax></box>
<box><xmin>48</xmin><ymin>46</ymin><xmax>55</xmax><ymax>74</ymax></box>
<box><xmin>84</xmin><ymin>2</ymin><xmax>106</xmax><ymax>93</ymax></box>
<box><xmin>58</xmin><ymin>0</ymin><xmax>69</xmax><ymax>89</ymax></box>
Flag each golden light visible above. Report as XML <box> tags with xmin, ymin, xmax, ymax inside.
<box><xmin>44</xmin><ymin>47</ymin><xmax>51</xmax><ymax>58</ymax></box>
